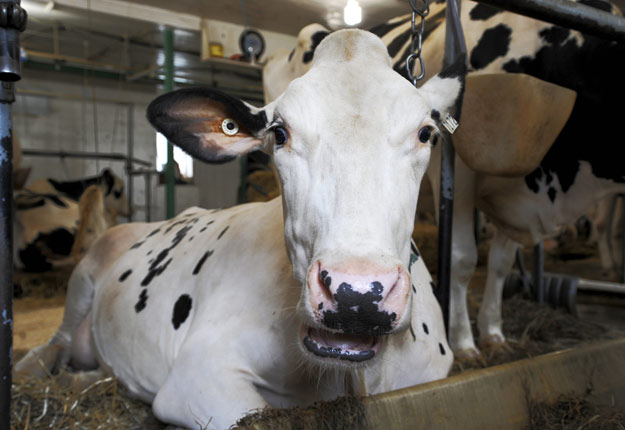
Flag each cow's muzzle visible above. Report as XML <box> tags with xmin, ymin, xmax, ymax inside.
<box><xmin>306</xmin><ymin>259</ymin><xmax>411</xmax><ymax>336</ymax></box>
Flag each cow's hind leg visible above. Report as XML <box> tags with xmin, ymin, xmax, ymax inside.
<box><xmin>15</xmin><ymin>261</ymin><xmax>97</xmax><ymax>376</ymax></box>
<box><xmin>477</xmin><ymin>230</ymin><xmax>519</xmax><ymax>350</ymax></box>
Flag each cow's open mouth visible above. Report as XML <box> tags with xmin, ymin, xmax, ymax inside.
<box><xmin>301</xmin><ymin>326</ymin><xmax>381</xmax><ymax>362</ymax></box>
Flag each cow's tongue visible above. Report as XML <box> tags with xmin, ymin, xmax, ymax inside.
<box><xmin>309</xmin><ymin>328</ymin><xmax>374</xmax><ymax>351</ymax></box>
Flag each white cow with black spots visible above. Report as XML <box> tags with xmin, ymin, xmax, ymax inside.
<box><xmin>16</xmin><ymin>30</ymin><xmax>465</xmax><ymax>429</ymax></box>
<box><xmin>264</xmin><ymin>0</ymin><xmax>625</xmax><ymax>359</ymax></box>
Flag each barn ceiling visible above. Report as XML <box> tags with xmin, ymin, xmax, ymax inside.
<box><xmin>17</xmin><ymin>0</ymin><xmax>625</xmax><ymax>105</ymax></box>
<box><xmin>19</xmin><ymin>0</ymin><xmax>413</xmax><ymax>103</ymax></box>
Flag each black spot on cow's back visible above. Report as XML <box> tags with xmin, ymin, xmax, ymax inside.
<box><xmin>193</xmin><ymin>250</ymin><xmax>214</xmax><ymax>275</ymax></box>
<box><xmin>119</xmin><ymin>270</ymin><xmax>132</xmax><ymax>282</ymax></box>
<box><xmin>147</xmin><ymin>228</ymin><xmax>161</xmax><ymax>238</ymax></box>
<box><xmin>470</xmin><ymin>24</ymin><xmax>512</xmax><ymax>70</ymax></box>
<box><xmin>369</xmin><ymin>16</ymin><xmax>410</xmax><ymax>38</ymax></box>
<box><xmin>386</xmin><ymin>29</ymin><xmax>411</xmax><ymax>59</ymax></box>
<box><xmin>172</xmin><ymin>294</ymin><xmax>193</xmax><ymax>329</ymax></box>
<box><xmin>469</xmin><ymin>3</ymin><xmax>503</xmax><ymax>20</ymax></box>
<box><xmin>135</xmin><ymin>289</ymin><xmax>148</xmax><ymax>313</ymax></box>
<box><xmin>217</xmin><ymin>226</ymin><xmax>230</xmax><ymax>240</ymax></box>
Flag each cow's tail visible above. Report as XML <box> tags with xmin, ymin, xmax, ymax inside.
<box><xmin>14</xmin><ymin>259</ymin><xmax>96</xmax><ymax>377</ymax></box>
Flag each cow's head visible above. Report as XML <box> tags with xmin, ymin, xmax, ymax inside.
<box><xmin>147</xmin><ymin>29</ymin><xmax>464</xmax><ymax>366</ymax></box>
<box><xmin>100</xmin><ymin>168</ymin><xmax>131</xmax><ymax>219</ymax></box>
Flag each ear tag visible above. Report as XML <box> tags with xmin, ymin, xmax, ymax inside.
<box><xmin>221</xmin><ymin>118</ymin><xmax>239</xmax><ymax>136</ymax></box>
<box><xmin>442</xmin><ymin>114</ymin><xmax>459</xmax><ymax>134</ymax></box>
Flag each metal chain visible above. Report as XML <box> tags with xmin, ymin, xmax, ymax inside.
<box><xmin>405</xmin><ymin>0</ymin><xmax>430</xmax><ymax>87</ymax></box>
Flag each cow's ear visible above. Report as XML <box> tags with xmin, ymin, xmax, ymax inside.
<box><xmin>419</xmin><ymin>55</ymin><xmax>467</xmax><ymax>124</ymax></box>
<box><xmin>147</xmin><ymin>88</ymin><xmax>269</xmax><ymax>164</ymax></box>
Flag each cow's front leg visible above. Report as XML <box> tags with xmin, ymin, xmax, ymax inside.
<box><xmin>152</xmin><ymin>355</ymin><xmax>268</xmax><ymax>430</ymax></box>
<box><xmin>434</xmin><ymin>157</ymin><xmax>479</xmax><ymax>358</ymax></box>
<box><xmin>477</xmin><ymin>230</ymin><xmax>519</xmax><ymax>349</ymax></box>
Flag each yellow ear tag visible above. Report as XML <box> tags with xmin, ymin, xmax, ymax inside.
<box><xmin>221</xmin><ymin>118</ymin><xmax>239</xmax><ymax>136</ymax></box>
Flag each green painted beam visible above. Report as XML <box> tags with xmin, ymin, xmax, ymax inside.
<box><xmin>164</xmin><ymin>28</ymin><xmax>175</xmax><ymax>219</ymax></box>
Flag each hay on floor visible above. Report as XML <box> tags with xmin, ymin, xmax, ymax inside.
<box><xmin>11</xmin><ymin>370</ymin><xmax>162</xmax><ymax>430</ymax></box>
<box><xmin>527</xmin><ymin>394</ymin><xmax>625</xmax><ymax>430</ymax></box>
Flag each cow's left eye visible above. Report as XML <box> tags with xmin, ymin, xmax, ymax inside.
<box><xmin>273</xmin><ymin>126</ymin><xmax>289</xmax><ymax>148</ymax></box>
<box><xmin>418</xmin><ymin>126</ymin><xmax>433</xmax><ymax>143</ymax></box>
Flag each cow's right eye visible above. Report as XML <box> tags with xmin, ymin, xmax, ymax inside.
<box><xmin>273</xmin><ymin>126</ymin><xmax>289</xmax><ymax>148</ymax></box>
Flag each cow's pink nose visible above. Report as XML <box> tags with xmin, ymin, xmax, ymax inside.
<box><xmin>307</xmin><ymin>260</ymin><xmax>410</xmax><ymax>335</ymax></box>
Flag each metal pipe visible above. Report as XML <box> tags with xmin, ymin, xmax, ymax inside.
<box><xmin>577</xmin><ymin>278</ymin><xmax>625</xmax><ymax>295</ymax></box>
<box><xmin>126</xmin><ymin>104</ymin><xmax>134</xmax><ymax>221</ymax></box>
<box><xmin>17</xmin><ymin>88</ymin><xmax>134</xmax><ymax>105</ymax></box>
<box><xmin>435</xmin><ymin>0</ymin><xmax>466</xmax><ymax>336</ymax></box>
<box><xmin>164</xmin><ymin>27</ymin><xmax>175</xmax><ymax>219</ymax></box>
<box><xmin>533</xmin><ymin>241</ymin><xmax>544</xmax><ymax>303</ymax></box>
<box><xmin>474</xmin><ymin>0</ymin><xmax>625</xmax><ymax>44</ymax></box>
<box><xmin>21</xmin><ymin>148</ymin><xmax>151</xmax><ymax>166</ymax></box>
<box><xmin>0</xmin><ymin>2</ymin><xmax>25</xmax><ymax>424</ymax></box>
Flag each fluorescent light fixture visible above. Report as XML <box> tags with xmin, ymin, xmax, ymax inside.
<box><xmin>343</xmin><ymin>0</ymin><xmax>361</xmax><ymax>26</ymax></box>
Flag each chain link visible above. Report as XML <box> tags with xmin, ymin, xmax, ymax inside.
<box><xmin>405</xmin><ymin>0</ymin><xmax>430</xmax><ymax>87</ymax></box>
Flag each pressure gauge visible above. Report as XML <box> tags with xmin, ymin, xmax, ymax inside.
<box><xmin>239</xmin><ymin>29</ymin><xmax>265</xmax><ymax>61</ymax></box>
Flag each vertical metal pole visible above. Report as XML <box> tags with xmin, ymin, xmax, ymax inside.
<box><xmin>126</xmin><ymin>104</ymin><xmax>134</xmax><ymax>221</ymax></box>
<box><xmin>0</xmin><ymin>85</ymin><xmax>14</xmax><ymax>430</ymax></box>
<box><xmin>164</xmin><ymin>28</ymin><xmax>175</xmax><ymax>219</ymax></box>
<box><xmin>145</xmin><ymin>172</ymin><xmax>152</xmax><ymax>222</ymax></box>
<box><xmin>0</xmin><ymin>1</ymin><xmax>27</xmax><ymax>426</ymax></box>
<box><xmin>436</xmin><ymin>0</ymin><xmax>466</xmax><ymax>335</ymax></box>
<box><xmin>619</xmin><ymin>194</ymin><xmax>625</xmax><ymax>284</ymax></box>
<box><xmin>533</xmin><ymin>241</ymin><xmax>544</xmax><ymax>303</ymax></box>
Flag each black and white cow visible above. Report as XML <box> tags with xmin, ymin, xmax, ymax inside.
<box><xmin>262</xmin><ymin>0</ymin><xmax>625</xmax><ymax>357</ymax></box>
<box><xmin>16</xmin><ymin>30</ymin><xmax>465</xmax><ymax>429</ymax></box>
<box><xmin>14</xmin><ymin>168</ymin><xmax>128</xmax><ymax>272</ymax></box>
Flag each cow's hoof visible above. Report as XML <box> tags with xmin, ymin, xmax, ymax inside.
<box><xmin>14</xmin><ymin>343</ymin><xmax>64</xmax><ymax>378</ymax></box>
<box><xmin>479</xmin><ymin>334</ymin><xmax>511</xmax><ymax>355</ymax></box>
<box><xmin>453</xmin><ymin>347</ymin><xmax>486</xmax><ymax>365</ymax></box>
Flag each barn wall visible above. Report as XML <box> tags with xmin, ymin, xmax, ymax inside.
<box><xmin>14</xmin><ymin>69</ymin><xmax>242</xmax><ymax>223</ymax></box>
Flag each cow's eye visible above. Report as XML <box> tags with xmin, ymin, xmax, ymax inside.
<box><xmin>273</xmin><ymin>126</ymin><xmax>288</xmax><ymax>148</ymax></box>
<box><xmin>418</xmin><ymin>126</ymin><xmax>433</xmax><ymax>143</ymax></box>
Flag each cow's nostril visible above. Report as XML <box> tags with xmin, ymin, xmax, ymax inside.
<box><xmin>320</xmin><ymin>270</ymin><xmax>332</xmax><ymax>288</ymax></box>
<box><xmin>318</xmin><ymin>268</ymin><xmax>333</xmax><ymax>300</ymax></box>
<box><xmin>370</xmin><ymin>281</ymin><xmax>383</xmax><ymax>295</ymax></box>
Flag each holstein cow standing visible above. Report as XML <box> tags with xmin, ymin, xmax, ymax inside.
<box><xmin>14</xmin><ymin>168</ymin><xmax>128</xmax><ymax>272</ymax></box>
<box><xmin>16</xmin><ymin>30</ymin><xmax>465</xmax><ymax>429</ymax></box>
<box><xmin>262</xmin><ymin>0</ymin><xmax>625</xmax><ymax>357</ymax></box>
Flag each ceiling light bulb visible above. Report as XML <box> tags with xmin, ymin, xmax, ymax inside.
<box><xmin>43</xmin><ymin>1</ymin><xmax>55</xmax><ymax>13</ymax></box>
<box><xmin>343</xmin><ymin>0</ymin><xmax>362</xmax><ymax>26</ymax></box>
